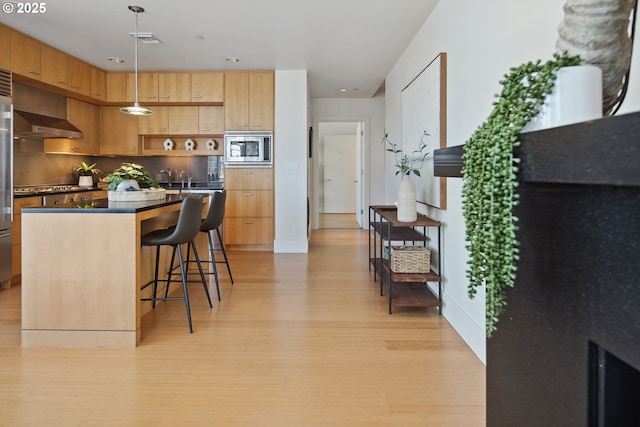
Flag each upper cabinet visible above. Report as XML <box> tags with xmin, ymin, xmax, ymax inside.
<box><xmin>158</xmin><ymin>73</ymin><xmax>190</xmax><ymax>102</ymax></box>
<box><xmin>107</xmin><ymin>73</ymin><xmax>127</xmax><ymax>103</ymax></box>
<box><xmin>191</xmin><ymin>72</ymin><xmax>223</xmax><ymax>103</ymax></box>
<box><xmin>68</xmin><ymin>57</ymin><xmax>91</xmax><ymax>97</ymax></box>
<box><xmin>224</xmin><ymin>71</ymin><xmax>274</xmax><ymax>131</ymax></box>
<box><xmin>126</xmin><ymin>72</ymin><xmax>158</xmax><ymax>103</ymax></box>
<box><xmin>100</xmin><ymin>106</ymin><xmax>140</xmax><ymax>156</ymax></box>
<box><xmin>90</xmin><ymin>67</ymin><xmax>107</xmax><ymax>101</ymax></box>
<box><xmin>0</xmin><ymin>24</ymin><xmax>9</xmax><ymax>70</ymax></box>
<box><xmin>10</xmin><ymin>30</ymin><xmax>41</xmax><ymax>80</ymax></box>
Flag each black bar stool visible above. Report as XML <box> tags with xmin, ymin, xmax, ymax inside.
<box><xmin>180</xmin><ymin>190</ymin><xmax>233</xmax><ymax>301</ymax></box>
<box><xmin>141</xmin><ymin>196</ymin><xmax>213</xmax><ymax>333</ymax></box>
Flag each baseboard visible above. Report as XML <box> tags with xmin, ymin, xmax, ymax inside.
<box><xmin>273</xmin><ymin>238</ymin><xmax>309</xmax><ymax>253</ymax></box>
<box><xmin>442</xmin><ymin>291</ymin><xmax>487</xmax><ymax>365</ymax></box>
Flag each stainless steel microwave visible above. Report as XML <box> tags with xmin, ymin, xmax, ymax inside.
<box><xmin>224</xmin><ymin>131</ymin><xmax>272</xmax><ymax>167</ymax></box>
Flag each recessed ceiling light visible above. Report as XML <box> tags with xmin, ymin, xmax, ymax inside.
<box><xmin>226</xmin><ymin>57</ymin><xmax>240</xmax><ymax>63</ymax></box>
<box><xmin>109</xmin><ymin>57</ymin><xmax>125</xmax><ymax>63</ymax></box>
<box><xmin>340</xmin><ymin>88</ymin><xmax>348</xmax><ymax>92</ymax></box>
<box><xmin>194</xmin><ymin>35</ymin><xmax>205</xmax><ymax>41</ymax></box>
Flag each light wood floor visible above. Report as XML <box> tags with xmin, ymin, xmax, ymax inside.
<box><xmin>319</xmin><ymin>213</ymin><xmax>359</xmax><ymax>229</ymax></box>
<box><xmin>0</xmin><ymin>228</ymin><xmax>485</xmax><ymax>427</ymax></box>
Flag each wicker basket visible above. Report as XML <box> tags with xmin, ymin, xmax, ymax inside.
<box><xmin>390</xmin><ymin>245</ymin><xmax>431</xmax><ymax>273</ymax></box>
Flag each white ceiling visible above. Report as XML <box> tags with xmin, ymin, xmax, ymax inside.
<box><xmin>0</xmin><ymin>0</ymin><xmax>439</xmax><ymax>98</ymax></box>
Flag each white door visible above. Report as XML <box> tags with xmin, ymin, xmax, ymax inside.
<box><xmin>323</xmin><ymin>135</ymin><xmax>357</xmax><ymax>213</ymax></box>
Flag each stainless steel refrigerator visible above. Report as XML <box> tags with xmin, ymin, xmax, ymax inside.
<box><xmin>0</xmin><ymin>93</ymin><xmax>13</xmax><ymax>286</ymax></box>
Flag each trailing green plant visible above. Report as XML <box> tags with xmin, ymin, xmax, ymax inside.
<box><xmin>102</xmin><ymin>162</ymin><xmax>159</xmax><ymax>190</ymax></box>
<box><xmin>74</xmin><ymin>161</ymin><xmax>101</xmax><ymax>176</ymax></box>
<box><xmin>461</xmin><ymin>51</ymin><xmax>581</xmax><ymax>337</ymax></box>
<box><xmin>382</xmin><ymin>131</ymin><xmax>430</xmax><ymax>176</ymax></box>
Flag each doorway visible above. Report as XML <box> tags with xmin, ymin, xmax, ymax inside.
<box><xmin>315</xmin><ymin>121</ymin><xmax>364</xmax><ymax>229</ymax></box>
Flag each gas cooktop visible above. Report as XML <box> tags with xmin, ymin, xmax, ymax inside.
<box><xmin>14</xmin><ymin>184</ymin><xmax>91</xmax><ymax>195</ymax></box>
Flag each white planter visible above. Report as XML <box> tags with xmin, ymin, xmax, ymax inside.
<box><xmin>397</xmin><ymin>175</ymin><xmax>417</xmax><ymax>222</ymax></box>
<box><xmin>78</xmin><ymin>175</ymin><xmax>93</xmax><ymax>188</ymax></box>
<box><xmin>108</xmin><ymin>188</ymin><xmax>167</xmax><ymax>201</ymax></box>
<box><xmin>522</xmin><ymin>65</ymin><xmax>603</xmax><ymax>132</ymax></box>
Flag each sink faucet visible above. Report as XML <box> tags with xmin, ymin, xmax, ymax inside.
<box><xmin>161</xmin><ymin>169</ymin><xmax>173</xmax><ymax>186</ymax></box>
<box><xmin>179</xmin><ymin>170</ymin><xmax>187</xmax><ymax>188</ymax></box>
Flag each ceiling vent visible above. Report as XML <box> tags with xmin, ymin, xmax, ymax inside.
<box><xmin>129</xmin><ymin>32</ymin><xmax>161</xmax><ymax>44</ymax></box>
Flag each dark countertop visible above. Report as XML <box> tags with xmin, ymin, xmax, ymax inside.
<box><xmin>14</xmin><ymin>182</ymin><xmax>224</xmax><ymax>198</ymax></box>
<box><xmin>21</xmin><ymin>193</ymin><xmax>199</xmax><ymax>214</ymax></box>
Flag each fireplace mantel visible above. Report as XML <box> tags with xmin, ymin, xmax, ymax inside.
<box><xmin>433</xmin><ymin>110</ymin><xmax>640</xmax><ymax>187</ymax></box>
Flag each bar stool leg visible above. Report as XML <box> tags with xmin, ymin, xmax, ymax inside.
<box><xmin>216</xmin><ymin>228</ymin><xmax>234</xmax><ymax>284</ymax></box>
<box><xmin>165</xmin><ymin>246</ymin><xmax>178</xmax><ymax>299</ymax></box>
<box><xmin>207</xmin><ymin>231</ymin><xmax>221</xmax><ymax>298</ymax></box>
<box><xmin>176</xmin><ymin>244</ymin><xmax>193</xmax><ymax>333</ymax></box>
<box><xmin>191</xmin><ymin>241</ymin><xmax>215</xmax><ymax>305</ymax></box>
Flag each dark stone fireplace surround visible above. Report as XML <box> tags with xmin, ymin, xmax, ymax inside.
<box><xmin>434</xmin><ymin>111</ymin><xmax>640</xmax><ymax>426</ymax></box>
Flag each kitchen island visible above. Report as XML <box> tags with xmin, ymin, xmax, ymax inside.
<box><xmin>20</xmin><ymin>194</ymin><xmax>208</xmax><ymax>348</ymax></box>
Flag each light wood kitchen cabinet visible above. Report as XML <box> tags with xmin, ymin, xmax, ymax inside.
<box><xmin>44</xmin><ymin>98</ymin><xmax>99</xmax><ymax>155</ymax></box>
<box><xmin>40</xmin><ymin>44</ymin><xmax>69</xmax><ymax>89</ymax></box>
<box><xmin>158</xmin><ymin>73</ymin><xmax>191</xmax><ymax>102</ymax></box>
<box><xmin>138</xmin><ymin>106</ymin><xmax>168</xmax><ymax>134</ymax></box>
<box><xmin>12</xmin><ymin>196</ymin><xmax>42</xmax><ymax>278</ymax></box>
<box><xmin>127</xmin><ymin>72</ymin><xmax>158</xmax><ymax>103</ymax></box>
<box><xmin>249</xmin><ymin>72</ymin><xmax>274</xmax><ymax>130</ymax></box>
<box><xmin>9</xmin><ymin>30</ymin><xmax>41</xmax><ymax>80</ymax></box>
<box><xmin>224</xmin><ymin>72</ymin><xmax>249</xmax><ymax>130</ymax></box>
<box><xmin>224</xmin><ymin>71</ymin><xmax>274</xmax><ymax>131</ymax></box>
<box><xmin>0</xmin><ymin>24</ymin><xmax>9</xmax><ymax>70</ymax></box>
<box><xmin>107</xmin><ymin>73</ymin><xmax>128</xmax><ymax>103</ymax></box>
<box><xmin>191</xmin><ymin>72</ymin><xmax>224</xmax><ymax>103</ymax></box>
<box><xmin>198</xmin><ymin>106</ymin><xmax>224</xmax><ymax>135</ymax></box>
<box><xmin>224</xmin><ymin>167</ymin><xmax>274</xmax><ymax>247</ymax></box>
<box><xmin>68</xmin><ymin>56</ymin><xmax>91</xmax><ymax>97</ymax></box>
<box><xmin>90</xmin><ymin>67</ymin><xmax>107</xmax><ymax>101</ymax></box>
<box><xmin>168</xmin><ymin>106</ymin><xmax>198</xmax><ymax>134</ymax></box>
<box><xmin>100</xmin><ymin>106</ymin><xmax>140</xmax><ymax>155</ymax></box>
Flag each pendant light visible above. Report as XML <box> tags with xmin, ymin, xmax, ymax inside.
<box><xmin>120</xmin><ymin>5</ymin><xmax>152</xmax><ymax>115</ymax></box>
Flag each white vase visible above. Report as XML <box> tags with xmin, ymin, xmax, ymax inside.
<box><xmin>522</xmin><ymin>65</ymin><xmax>603</xmax><ymax>132</ymax></box>
<box><xmin>397</xmin><ymin>175</ymin><xmax>417</xmax><ymax>222</ymax></box>
<box><xmin>78</xmin><ymin>175</ymin><xmax>93</xmax><ymax>188</ymax></box>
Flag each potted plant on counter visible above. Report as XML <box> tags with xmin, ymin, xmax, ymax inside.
<box><xmin>102</xmin><ymin>162</ymin><xmax>164</xmax><ymax>202</ymax></box>
<box><xmin>73</xmin><ymin>161</ymin><xmax>101</xmax><ymax>188</ymax></box>
<box><xmin>102</xmin><ymin>162</ymin><xmax>160</xmax><ymax>191</ymax></box>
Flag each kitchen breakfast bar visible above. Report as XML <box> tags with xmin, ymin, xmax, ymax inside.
<box><xmin>20</xmin><ymin>194</ymin><xmax>208</xmax><ymax>348</ymax></box>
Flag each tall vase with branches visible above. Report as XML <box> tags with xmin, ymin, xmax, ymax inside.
<box><xmin>382</xmin><ymin>131</ymin><xmax>430</xmax><ymax>222</ymax></box>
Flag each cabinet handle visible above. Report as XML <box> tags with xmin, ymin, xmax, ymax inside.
<box><xmin>243</xmin><ymin>193</ymin><xmax>254</xmax><ymax>197</ymax></box>
<box><xmin>244</xmin><ymin>221</ymin><xmax>254</xmax><ymax>225</ymax></box>
<box><xmin>157</xmin><ymin>128</ymin><xmax>167</xmax><ymax>131</ymax></box>
<box><xmin>251</xmin><ymin>125</ymin><xmax>261</xmax><ymax>128</ymax></box>
<box><xmin>244</xmin><ymin>171</ymin><xmax>255</xmax><ymax>175</ymax></box>
<box><xmin>28</xmin><ymin>70</ymin><xmax>40</xmax><ymax>76</ymax></box>
<box><xmin>200</xmin><ymin>128</ymin><xmax>210</xmax><ymax>132</ymax></box>
<box><xmin>92</xmin><ymin>92</ymin><xmax>102</xmax><ymax>97</ymax></box>
<box><xmin>146</xmin><ymin>96</ymin><xmax>157</xmax><ymax>99</ymax></box>
<box><xmin>170</xmin><ymin>128</ymin><xmax>179</xmax><ymax>132</ymax></box>
<box><xmin>70</xmin><ymin>84</ymin><xmax>80</xmax><ymax>89</ymax></box>
<box><xmin>237</xmin><ymin>124</ymin><xmax>248</xmax><ymax>128</ymax></box>
<box><xmin>192</xmin><ymin>95</ymin><xmax>203</xmax><ymax>99</ymax></box>
<box><xmin>159</xmin><ymin>95</ymin><xmax>170</xmax><ymax>99</ymax></box>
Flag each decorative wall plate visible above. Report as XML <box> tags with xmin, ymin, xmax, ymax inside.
<box><xmin>163</xmin><ymin>138</ymin><xmax>174</xmax><ymax>150</ymax></box>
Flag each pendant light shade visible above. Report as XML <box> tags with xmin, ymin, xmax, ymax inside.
<box><xmin>121</xmin><ymin>5</ymin><xmax>152</xmax><ymax>116</ymax></box>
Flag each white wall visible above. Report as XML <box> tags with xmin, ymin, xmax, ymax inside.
<box><xmin>274</xmin><ymin>70</ymin><xmax>309</xmax><ymax>253</ymax></box>
<box><xmin>384</xmin><ymin>0</ymin><xmax>640</xmax><ymax>363</ymax></box>
<box><xmin>310</xmin><ymin>97</ymin><xmax>386</xmax><ymax>227</ymax></box>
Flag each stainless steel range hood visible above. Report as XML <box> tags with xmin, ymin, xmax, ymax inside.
<box><xmin>13</xmin><ymin>83</ymin><xmax>83</xmax><ymax>139</ymax></box>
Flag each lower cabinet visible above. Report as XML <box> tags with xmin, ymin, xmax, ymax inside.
<box><xmin>12</xmin><ymin>196</ymin><xmax>42</xmax><ymax>279</ymax></box>
<box><xmin>224</xmin><ymin>168</ymin><xmax>274</xmax><ymax>248</ymax></box>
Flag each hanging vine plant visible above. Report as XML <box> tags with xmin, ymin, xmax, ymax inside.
<box><xmin>462</xmin><ymin>51</ymin><xmax>581</xmax><ymax>337</ymax></box>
